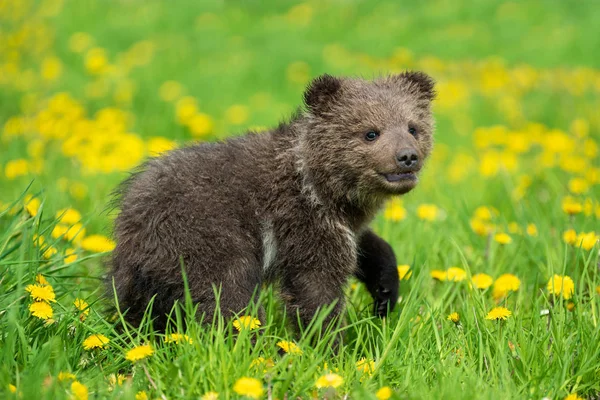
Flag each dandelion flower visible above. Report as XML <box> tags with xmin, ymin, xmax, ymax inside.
<box><xmin>74</xmin><ymin>299</ymin><xmax>89</xmax><ymax>314</ymax></box>
<box><xmin>430</xmin><ymin>269</ymin><xmax>447</xmax><ymax>281</ymax></box>
<box><xmin>125</xmin><ymin>344</ymin><xmax>154</xmax><ymax>362</ymax></box>
<box><xmin>9</xmin><ymin>384</ymin><xmax>17</xmax><ymax>393</ymax></box>
<box><xmin>356</xmin><ymin>358</ymin><xmax>375</xmax><ymax>376</ymax></box>
<box><xmin>233</xmin><ymin>316</ymin><xmax>261</xmax><ymax>331</ymax></box>
<box><xmin>564</xmin><ymin>394</ymin><xmax>583</xmax><ymax>400</ymax></box>
<box><xmin>547</xmin><ymin>275</ymin><xmax>575</xmax><ymax>300</ymax></box>
<box><xmin>376</xmin><ymin>387</ymin><xmax>393</xmax><ymax>400</ymax></box>
<box><xmin>56</xmin><ymin>208</ymin><xmax>82</xmax><ymax>225</ymax></box>
<box><xmin>417</xmin><ymin>204</ymin><xmax>439</xmax><ymax>221</ymax></box>
<box><xmin>232</xmin><ymin>377</ymin><xmax>263</xmax><ymax>399</ymax></box>
<box><xmin>562</xmin><ymin>197</ymin><xmax>583</xmax><ymax>215</ymax></box>
<box><xmin>277</xmin><ymin>340</ymin><xmax>302</xmax><ymax>355</ymax></box>
<box><xmin>36</xmin><ymin>274</ymin><xmax>49</xmax><ymax>285</ymax></box>
<box><xmin>494</xmin><ymin>233</ymin><xmax>512</xmax><ymax>245</ymax></box>
<box><xmin>485</xmin><ymin>307</ymin><xmax>512</xmax><ymax>321</ymax></box>
<box><xmin>164</xmin><ymin>333</ymin><xmax>193</xmax><ymax>344</ymax></box>
<box><xmin>315</xmin><ymin>373</ymin><xmax>344</xmax><ymax>389</ymax></box>
<box><xmin>201</xmin><ymin>392</ymin><xmax>219</xmax><ymax>400</ymax></box>
<box><xmin>65</xmin><ymin>248</ymin><xmax>78</xmax><ymax>264</ymax></box>
<box><xmin>447</xmin><ymin>267</ymin><xmax>466</xmax><ymax>282</ymax></box>
<box><xmin>29</xmin><ymin>301</ymin><xmax>53</xmax><ymax>319</ymax></box>
<box><xmin>492</xmin><ymin>274</ymin><xmax>521</xmax><ymax>299</ymax></box>
<box><xmin>383</xmin><ymin>200</ymin><xmax>407</xmax><ymax>221</ymax></box>
<box><xmin>576</xmin><ymin>231</ymin><xmax>598</xmax><ymax>250</ymax></box>
<box><xmin>83</xmin><ymin>334</ymin><xmax>109</xmax><ymax>350</ymax></box>
<box><xmin>250</xmin><ymin>357</ymin><xmax>275</xmax><ymax>373</ymax></box>
<box><xmin>563</xmin><ymin>229</ymin><xmax>578</xmax><ymax>245</ymax></box>
<box><xmin>81</xmin><ymin>235</ymin><xmax>116</xmax><ymax>253</ymax></box>
<box><xmin>71</xmin><ymin>381</ymin><xmax>88</xmax><ymax>400</ymax></box>
<box><xmin>447</xmin><ymin>312</ymin><xmax>460</xmax><ymax>323</ymax></box>
<box><xmin>526</xmin><ymin>224</ymin><xmax>538</xmax><ymax>237</ymax></box>
<box><xmin>24</xmin><ymin>196</ymin><xmax>41</xmax><ymax>217</ymax></box>
<box><xmin>471</xmin><ymin>273</ymin><xmax>493</xmax><ymax>289</ymax></box>
<box><xmin>135</xmin><ymin>391</ymin><xmax>149</xmax><ymax>400</ymax></box>
<box><xmin>397</xmin><ymin>265</ymin><xmax>412</xmax><ymax>280</ymax></box>
<box><xmin>58</xmin><ymin>371</ymin><xmax>76</xmax><ymax>381</ymax></box>
<box><xmin>108</xmin><ymin>373</ymin><xmax>126</xmax><ymax>387</ymax></box>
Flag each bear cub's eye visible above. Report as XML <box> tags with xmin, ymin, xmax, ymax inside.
<box><xmin>365</xmin><ymin>130</ymin><xmax>380</xmax><ymax>141</ymax></box>
<box><xmin>408</xmin><ymin>126</ymin><xmax>417</xmax><ymax>136</ymax></box>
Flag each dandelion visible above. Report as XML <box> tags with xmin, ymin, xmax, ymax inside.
<box><xmin>276</xmin><ymin>340</ymin><xmax>302</xmax><ymax>355</ymax></box>
<box><xmin>56</xmin><ymin>208</ymin><xmax>82</xmax><ymax>225</ymax></box>
<box><xmin>315</xmin><ymin>373</ymin><xmax>344</xmax><ymax>389</ymax></box>
<box><xmin>562</xmin><ymin>197</ymin><xmax>583</xmax><ymax>215</ymax></box>
<box><xmin>26</xmin><ymin>284</ymin><xmax>56</xmax><ymax>303</ymax></box>
<box><xmin>233</xmin><ymin>377</ymin><xmax>263</xmax><ymax>399</ymax></box>
<box><xmin>447</xmin><ymin>312</ymin><xmax>460</xmax><ymax>323</ymax></box>
<box><xmin>5</xmin><ymin>159</ymin><xmax>29</xmax><ymax>179</ymax></box>
<box><xmin>562</xmin><ymin>229</ymin><xmax>578</xmax><ymax>245</ymax></box>
<box><xmin>135</xmin><ymin>391</ymin><xmax>149</xmax><ymax>400</ymax></box>
<box><xmin>397</xmin><ymin>265</ymin><xmax>412</xmax><ymax>280</ymax></box>
<box><xmin>29</xmin><ymin>302</ymin><xmax>53</xmax><ymax>320</ymax></box>
<box><xmin>36</xmin><ymin>274</ymin><xmax>49</xmax><ymax>285</ymax></box>
<box><xmin>447</xmin><ymin>267</ymin><xmax>467</xmax><ymax>282</ymax></box>
<box><xmin>125</xmin><ymin>344</ymin><xmax>154</xmax><ymax>362</ymax></box>
<box><xmin>65</xmin><ymin>248</ymin><xmax>78</xmax><ymax>264</ymax></box>
<box><xmin>485</xmin><ymin>307</ymin><xmax>512</xmax><ymax>321</ymax></box>
<box><xmin>201</xmin><ymin>392</ymin><xmax>219</xmax><ymax>400</ymax></box>
<box><xmin>356</xmin><ymin>358</ymin><xmax>375</xmax><ymax>376</ymax></box>
<box><xmin>71</xmin><ymin>381</ymin><xmax>88</xmax><ymax>400</ymax></box>
<box><xmin>526</xmin><ymin>223</ymin><xmax>538</xmax><ymax>236</ymax></box>
<box><xmin>576</xmin><ymin>231</ymin><xmax>598</xmax><ymax>250</ymax></box>
<box><xmin>492</xmin><ymin>273</ymin><xmax>521</xmax><ymax>299</ymax></box>
<box><xmin>474</xmin><ymin>206</ymin><xmax>497</xmax><ymax>221</ymax></box>
<box><xmin>564</xmin><ymin>394</ymin><xmax>583</xmax><ymax>400</ymax></box>
<box><xmin>376</xmin><ymin>387</ymin><xmax>393</xmax><ymax>400</ymax></box>
<box><xmin>568</xmin><ymin>177</ymin><xmax>589</xmax><ymax>194</ymax></box>
<box><xmin>494</xmin><ymin>233</ymin><xmax>512</xmax><ymax>245</ymax></box>
<box><xmin>250</xmin><ymin>357</ymin><xmax>275</xmax><ymax>373</ymax></box>
<box><xmin>417</xmin><ymin>204</ymin><xmax>439</xmax><ymax>221</ymax></box>
<box><xmin>164</xmin><ymin>333</ymin><xmax>193</xmax><ymax>344</ymax></box>
<box><xmin>24</xmin><ymin>196</ymin><xmax>41</xmax><ymax>217</ymax></box>
<box><xmin>430</xmin><ymin>269</ymin><xmax>447</xmax><ymax>281</ymax></box>
<box><xmin>58</xmin><ymin>371</ymin><xmax>76</xmax><ymax>381</ymax></box>
<box><xmin>566</xmin><ymin>302</ymin><xmax>575</xmax><ymax>311</ymax></box>
<box><xmin>188</xmin><ymin>113</ymin><xmax>214</xmax><ymax>137</ymax></box>
<box><xmin>233</xmin><ymin>316</ymin><xmax>261</xmax><ymax>331</ymax></box>
<box><xmin>384</xmin><ymin>200</ymin><xmax>407</xmax><ymax>221</ymax></box>
<box><xmin>9</xmin><ymin>384</ymin><xmax>17</xmax><ymax>393</ymax></box>
<box><xmin>81</xmin><ymin>235</ymin><xmax>116</xmax><ymax>253</ymax></box>
<box><xmin>547</xmin><ymin>275</ymin><xmax>575</xmax><ymax>300</ymax></box>
<box><xmin>83</xmin><ymin>334</ymin><xmax>109</xmax><ymax>350</ymax></box>
<box><xmin>471</xmin><ymin>273</ymin><xmax>493</xmax><ymax>289</ymax></box>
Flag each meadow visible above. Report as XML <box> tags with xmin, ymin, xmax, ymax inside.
<box><xmin>1</xmin><ymin>0</ymin><xmax>599</xmax><ymax>398</ymax></box>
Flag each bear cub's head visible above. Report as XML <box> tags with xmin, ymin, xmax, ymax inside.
<box><xmin>301</xmin><ymin>72</ymin><xmax>435</xmax><ymax>201</ymax></box>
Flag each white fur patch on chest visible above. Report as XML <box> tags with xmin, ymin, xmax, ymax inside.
<box><xmin>261</xmin><ymin>220</ymin><xmax>277</xmax><ymax>273</ymax></box>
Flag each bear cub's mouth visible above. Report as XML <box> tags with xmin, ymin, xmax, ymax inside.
<box><xmin>382</xmin><ymin>172</ymin><xmax>417</xmax><ymax>183</ymax></box>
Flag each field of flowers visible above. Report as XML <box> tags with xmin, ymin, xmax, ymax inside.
<box><xmin>1</xmin><ymin>0</ymin><xmax>599</xmax><ymax>399</ymax></box>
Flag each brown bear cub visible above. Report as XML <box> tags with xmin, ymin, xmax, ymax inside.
<box><xmin>111</xmin><ymin>72</ymin><xmax>435</xmax><ymax>333</ymax></box>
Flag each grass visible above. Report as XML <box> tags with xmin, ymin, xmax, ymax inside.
<box><xmin>0</xmin><ymin>0</ymin><xmax>599</xmax><ymax>399</ymax></box>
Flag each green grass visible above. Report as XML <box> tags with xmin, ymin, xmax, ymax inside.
<box><xmin>1</xmin><ymin>0</ymin><xmax>599</xmax><ymax>399</ymax></box>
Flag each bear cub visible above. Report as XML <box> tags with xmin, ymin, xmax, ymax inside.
<box><xmin>111</xmin><ymin>72</ymin><xmax>435</xmax><ymax>332</ymax></box>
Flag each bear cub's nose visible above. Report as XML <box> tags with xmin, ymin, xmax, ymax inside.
<box><xmin>396</xmin><ymin>149</ymin><xmax>419</xmax><ymax>169</ymax></box>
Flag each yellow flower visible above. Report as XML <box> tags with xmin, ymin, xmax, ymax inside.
<box><xmin>71</xmin><ymin>381</ymin><xmax>88</xmax><ymax>400</ymax></box>
<box><xmin>562</xmin><ymin>196</ymin><xmax>583</xmax><ymax>215</ymax></box>
<box><xmin>42</xmin><ymin>245</ymin><xmax>58</xmax><ymax>260</ymax></box>
<box><xmin>397</xmin><ymin>265</ymin><xmax>412</xmax><ymax>280</ymax></box>
<box><xmin>564</xmin><ymin>394</ymin><xmax>583</xmax><ymax>400</ymax></box>
<box><xmin>74</xmin><ymin>298</ymin><xmax>89</xmax><ymax>315</ymax></box>
<box><xmin>30</xmin><ymin>301</ymin><xmax>53</xmax><ymax>319</ymax></box>
<box><xmin>376</xmin><ymin>386</ymin><xmax>393</xmax><ymax>400</ymax></box>
<box><xmin>470</xmin><ymin>218</ymin><xmax>494</xmax><ymax>236</ymax></box>
<box><xmin>447</xmin><ymin>312</ymin><xmax>460</xmax><ymax>323</ymax></box>
<box><xmin>83</xmin><ymin>334</ymin><xmax>110</xmax><ymax>350</ymax></box>
<box><xmin>547</xmin><ymin>275</ymin><xmax>575</xmax><ymax>300</ymax></box>
<box><xmin>485</xmin><ymin>307</ymin><xmax>512</xmax><ymax>321</ymax></box>
<box><xmin>356</xmin><ymin>358</ymin><xmax>375</xmax><ymax>376</ymax></box>
<box><xmin>81</xmin><ymin>235</ymin><xmax>116</xmax><ymax>252</ymax></box>
<box><xmin>176</xmin><ymin>96</ymin><xmax>198</xmax><ymax>124</ymax></box>
<box><xmin>36</xmin><ymin>274</ymin><xmax>49</xmax><ymax>285</ymax></box>
<box><xmin>596</xmin><ymin>285</ymin><xmax>600</xmax><ymax>296</ymax></box>
<box><xmin>58</xmin><ymin>371</ymin><xmax>76</xmax><ymax>381</ymax></box>
<box><xmin>24</xmin><ymin>196</ymin><xmax>41</xmax><ymax>217</ymax></box>
<box><xmin>26</xmin><ymin>284</ymin><xmax>56</xmax><ymax>303</ymax></box>
<box><xmin>563</xmin><ymin>229</ymin><xmax>578</xmax><ymax>245</ymax></box>
<box><xmin>108</xmin><ymin>374</ymin><xmax>126</xmax><ymax>387</ymax></box>
<box><xmin>526</xmin><ymin>224</ymin><xmax>538</xmax><ymax>237</ymax></box>
<box><xmin>165</xmin><ymin>333</ymin><xmax>193</xmax><ymax>344</ymax></box>
<box><xmin>233</xmin><ymin>377</ymin><xmax>264</xmax><ymax>399</ymax></box>
<box><xmin>85</xmin><ymin>48</ymin><xmax>108</xmax><ymax>75</ymax></box>
<box><xmin>566</xmin><ymin>302</ymin><xmax>575</xmax><ymax>311</ymax></box>
<box><xmin>147</xmin><ymin>137</ymin><xmax>177</xmax><ymax>156</ymax></box>
<box><xmin>492</xmin><ymin>274</ymin><xmax>521</xmax><ymax>299</ymax></box>
<box><xmin>430</xmin><ymin>269</ymin><xmax>448</xmax><ymax>281</ymax></box>
<box><xmin>471</xmin><ymin>273</ymin><xmax>493</xmax><ymax>290</ymax></box>
<box><xmin>65</xmin><ymin>248</ymin><xmax>78</xmax><ymax>264</ymax></box>
<box><xmin>384</xmin><ymin>199</ymin><xmax>407</xmax><ymax>221</ymax></box>
<box><xmin>250</xmin><ymin>357</ymin><xmax>275</xmax><ymax>373</ymax></box>
<box><xmin>315</xmin><ymin>373</ymin><xmax>344</xmax><ymax>389</ymax></box>
<box><xmin>494</xmin><ymin>233</ymin><xmax>512</xmax><ymax>245</ymax></box>
<box><xmin>416</xmin><ymin>204</ymin><xmax>439</xmax><ymax>221</ymax></box>
<box><xmin>5</xmin><ymin>159</ymin><xmax>29</xmax><ymax>179</ymax></box>
<box><xmin>135</xmin><ymin>391</ymin><xmax>149</xmax><ymax>400</ymax></box>
<box><xmin>9</xmin><ymin>384</ymin><xmax>17</xmax><ymax>393</ymax></box>
<box><xmin>41</xmin><ymin>56</ymin><xmax>62</xmax><ymax>81</ymax></box>
<box><xmin>125</xmin><ymin>344</ymin><xmax>154</xmax><ymax>362</ymax></box>
<box><xmin>474</xmin><ymin>206</ymin><xmax>497</xmax><ymax>221</ymax></box>
<box><xmin>276</xmin><ymin>340</ymin><xmax>302</xmax><ymax>355</ymax></box>
<box><xmin>225</xmin><ymin>105</ymin><xmax>249</xmax><ymax>125</ymax></box>
<box><xmin>568</xmin><ymin>177</ymin><xmax>589</xmax><ymax>194</ymax></box>
<box><xmin>201</xmin><ymin>391</ymin><xmax>219</xmax><ymax>400</ymax></box>
<box><xmin>576</xmin><ymin>231</ymin><xmax>598</xmax><ymax>250</ymax></box>
<box><xmin>233</xmin><ymin>316</ymin><xmax>261</xmax><ymax>331</ymax></box>
<box><xmin>56</xmin><ymin>208</ymin><xmax>82</xmax><ymax>225</ymax></box>
<box><xmin>447</xmin><ymin>267</ymin><xmax>466</xmax><ymax>282</ymax></box>
<box><xmin>188</xmin><ymin>113</ymin><xmax>214</xmax><ymax>137</ymax></box>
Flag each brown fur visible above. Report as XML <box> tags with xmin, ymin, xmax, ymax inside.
<box><xmin>110</xmin><ymin>72</ymin><xmax>435</xmax><ymax>333</ymax></box>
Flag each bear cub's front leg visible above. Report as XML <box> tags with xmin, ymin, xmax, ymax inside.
<box><xmin>356</xmin><ymin>230</ymin><xmax>400</xmax><ymax>317</ymax></box>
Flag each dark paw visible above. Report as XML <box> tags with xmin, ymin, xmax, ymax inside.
<box><xmin>374</xmin><ymin>287</ymin><xmax>395</xmax><ymax>317</ymax></box>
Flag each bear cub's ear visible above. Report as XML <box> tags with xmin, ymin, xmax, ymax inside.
<box><xmin>303</xmin><ymin>74</ymin><xmax>342</xmax><ymax>115</ymax></box>
<box><xmin>396</xmin><ymin>71</ymin><xmax>436</xmax><ymax>101</ymax></box>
